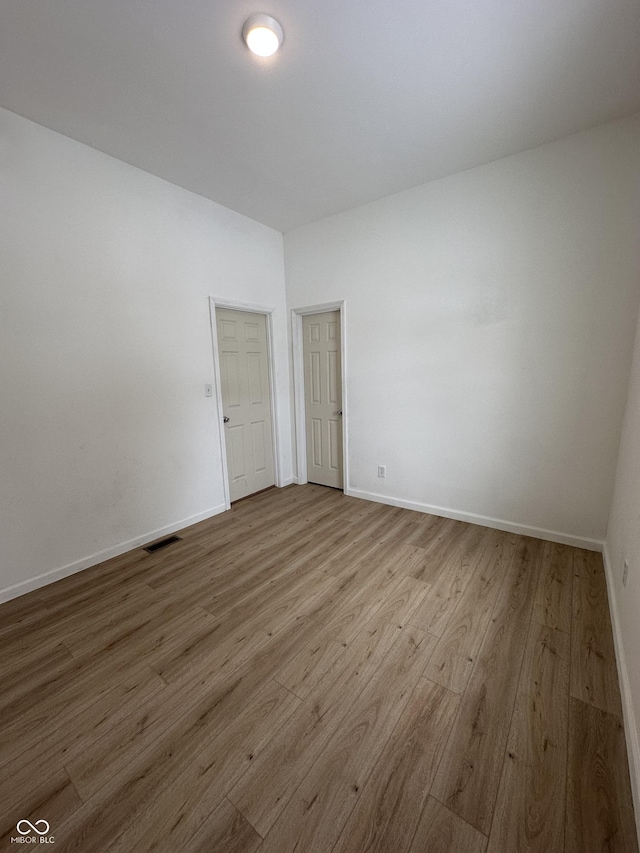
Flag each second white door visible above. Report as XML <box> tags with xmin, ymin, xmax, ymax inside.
<box><xmin>303</xmin><ymin>311</ymin><xmax>343</xmax><ymax>489</ymax></box>
<box><xmin>216</xmin><ymin>308</ymin><xmax>275</xmax><ymax>502</ymax></box>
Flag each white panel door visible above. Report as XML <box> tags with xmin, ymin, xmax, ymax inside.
<box><xmin>216</xmin><ymin>308</ymin><xmax>275</xmax><ymax>502</ymax></box>
<box><xmin>303</xmin><ymin>311</ymin><xmax>343</xmax><ymax>488</ymax></box>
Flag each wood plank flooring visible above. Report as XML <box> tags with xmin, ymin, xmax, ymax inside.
<box><xmin>0</xmin><ymin>484</ymin><xmax>637</xmax><ymax>852</ymax></box>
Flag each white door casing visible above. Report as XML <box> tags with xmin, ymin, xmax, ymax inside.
<box><xmin>302</xmin><ymin>310</ymin><xmax>343</xmax><ymax>488</ymax></box>
<box><xmin>216</xmin><ymin>307</ymin><xmax>275</xmax><ymax>502</ymax></box>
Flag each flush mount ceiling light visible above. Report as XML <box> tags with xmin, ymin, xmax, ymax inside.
<box><xmin>242</xmin><ymin>14</ymin><xmax>284</xmax><ymax>57</ymax></box>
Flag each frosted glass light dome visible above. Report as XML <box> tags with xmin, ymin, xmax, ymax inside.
<box><xmin>243</xmin><ymin>14</ymin><xmax>284</xmax><ymax>57</ymax></box>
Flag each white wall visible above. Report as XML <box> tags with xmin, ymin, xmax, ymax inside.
<box><xmin>606</xmin><ymin>304</ymin><xmax>640</xmax><ymax>828</ymax></box>
<box><xmin>0</xmin><ymin>107</ymin><xmax>291</xmax><ymax>601</ymax></box>
<box><xmin>285</xmin><ymin>114</ymin><xmax>640</xmax><ymax>546</ymax></box>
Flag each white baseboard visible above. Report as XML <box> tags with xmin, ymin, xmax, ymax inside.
<box><xmin>278</xmin><ymin>477</ymin><xmax>298</xmax><ymax>487</ymax></box>
<box><xmin>344</xmin><ymin>487</ymin><xmax>603</xmax><ymax>552</ymax></box>
<box><xmin>602</xmin><ymin>543</ymin><xmax>640</xmax><ymax>844</ymax></box>
<box><xmin>0</xmin><ymin>503</ymin><xmax>228</xmax><ymax>604</ymax></box>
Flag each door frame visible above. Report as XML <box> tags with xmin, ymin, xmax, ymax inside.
<box><xmin>209</xmin><ymin>297</ymin><xmax>283</xmax><ymax>510</ymax></box>
<box><xmin>291</xmin><ymin>300</ymin><xmax>348</xmax><ymax>489</ymax></box>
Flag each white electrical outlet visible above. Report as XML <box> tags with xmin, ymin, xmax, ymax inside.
<box><xmin>378</xmin><ymin>465</ymin><xmax>386</xmax><ymax>478</ymax></box>
<box><xmin>623</xmin><ymin>559</ymin><xmax>629</xmax><ymax>587</ymax></box>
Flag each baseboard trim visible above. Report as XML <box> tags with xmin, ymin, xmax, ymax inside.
<box><xmin>602</xmin><ymin>543</ymin><xmax>640</xmax><ymax>844</ymax></box>
<box><xmin>344</xmin><ymin>488</ymin><xmax>603</xmax><ymax>552</ymax></box>
<box><xmin>0</xmin><ymin>503</ymin><xmax>228</xmax><ymax>604</ymax></box>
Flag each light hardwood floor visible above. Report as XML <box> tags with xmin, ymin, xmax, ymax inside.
<box><xmin>0</xmin><ymin>484</ymin><xmax>637</xmax><ymax>852</ymax></box>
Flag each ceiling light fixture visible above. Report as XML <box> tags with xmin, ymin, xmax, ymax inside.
<box><xmin>242</xmin><ymin>14</ymin><xmax>284</xmax><ymax>57</ymax></box>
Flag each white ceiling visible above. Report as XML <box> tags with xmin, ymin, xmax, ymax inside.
<box><xmin>1</xmin><ymin>0</ymin><xmax>639</xmax><ymax>232</ymax></box>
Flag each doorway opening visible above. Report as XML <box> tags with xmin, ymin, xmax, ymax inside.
<box><xmin>209</xmin><ymin>299</ymin><xmax>281</xmax><ymax>509</ymax></box>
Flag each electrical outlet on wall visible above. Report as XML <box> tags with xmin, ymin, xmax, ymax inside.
<box><xmin>623</xmin><ymin>559</ymin><xmax>629</xmax><ymax>587</ymax></box>
<box><xmin>378</xmin><ymin>465</ymin><xmax>386</xmax><ymax>478</ymax></box>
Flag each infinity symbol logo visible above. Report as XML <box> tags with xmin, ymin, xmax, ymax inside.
<box><xmin>16</xmin><ymin>819</ymin><xmax>50</xmax><ymax>836</ymax></box>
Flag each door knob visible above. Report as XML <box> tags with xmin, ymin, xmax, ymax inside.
<box><xmin>337</xmin><ymin>410</ymin><xmax>342</xmax><ymax>415</ymax></box>
<box><xmin>223</xmin><ymin>416</ymin><xmax>230</xmax><ymax>423</ymax></box>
